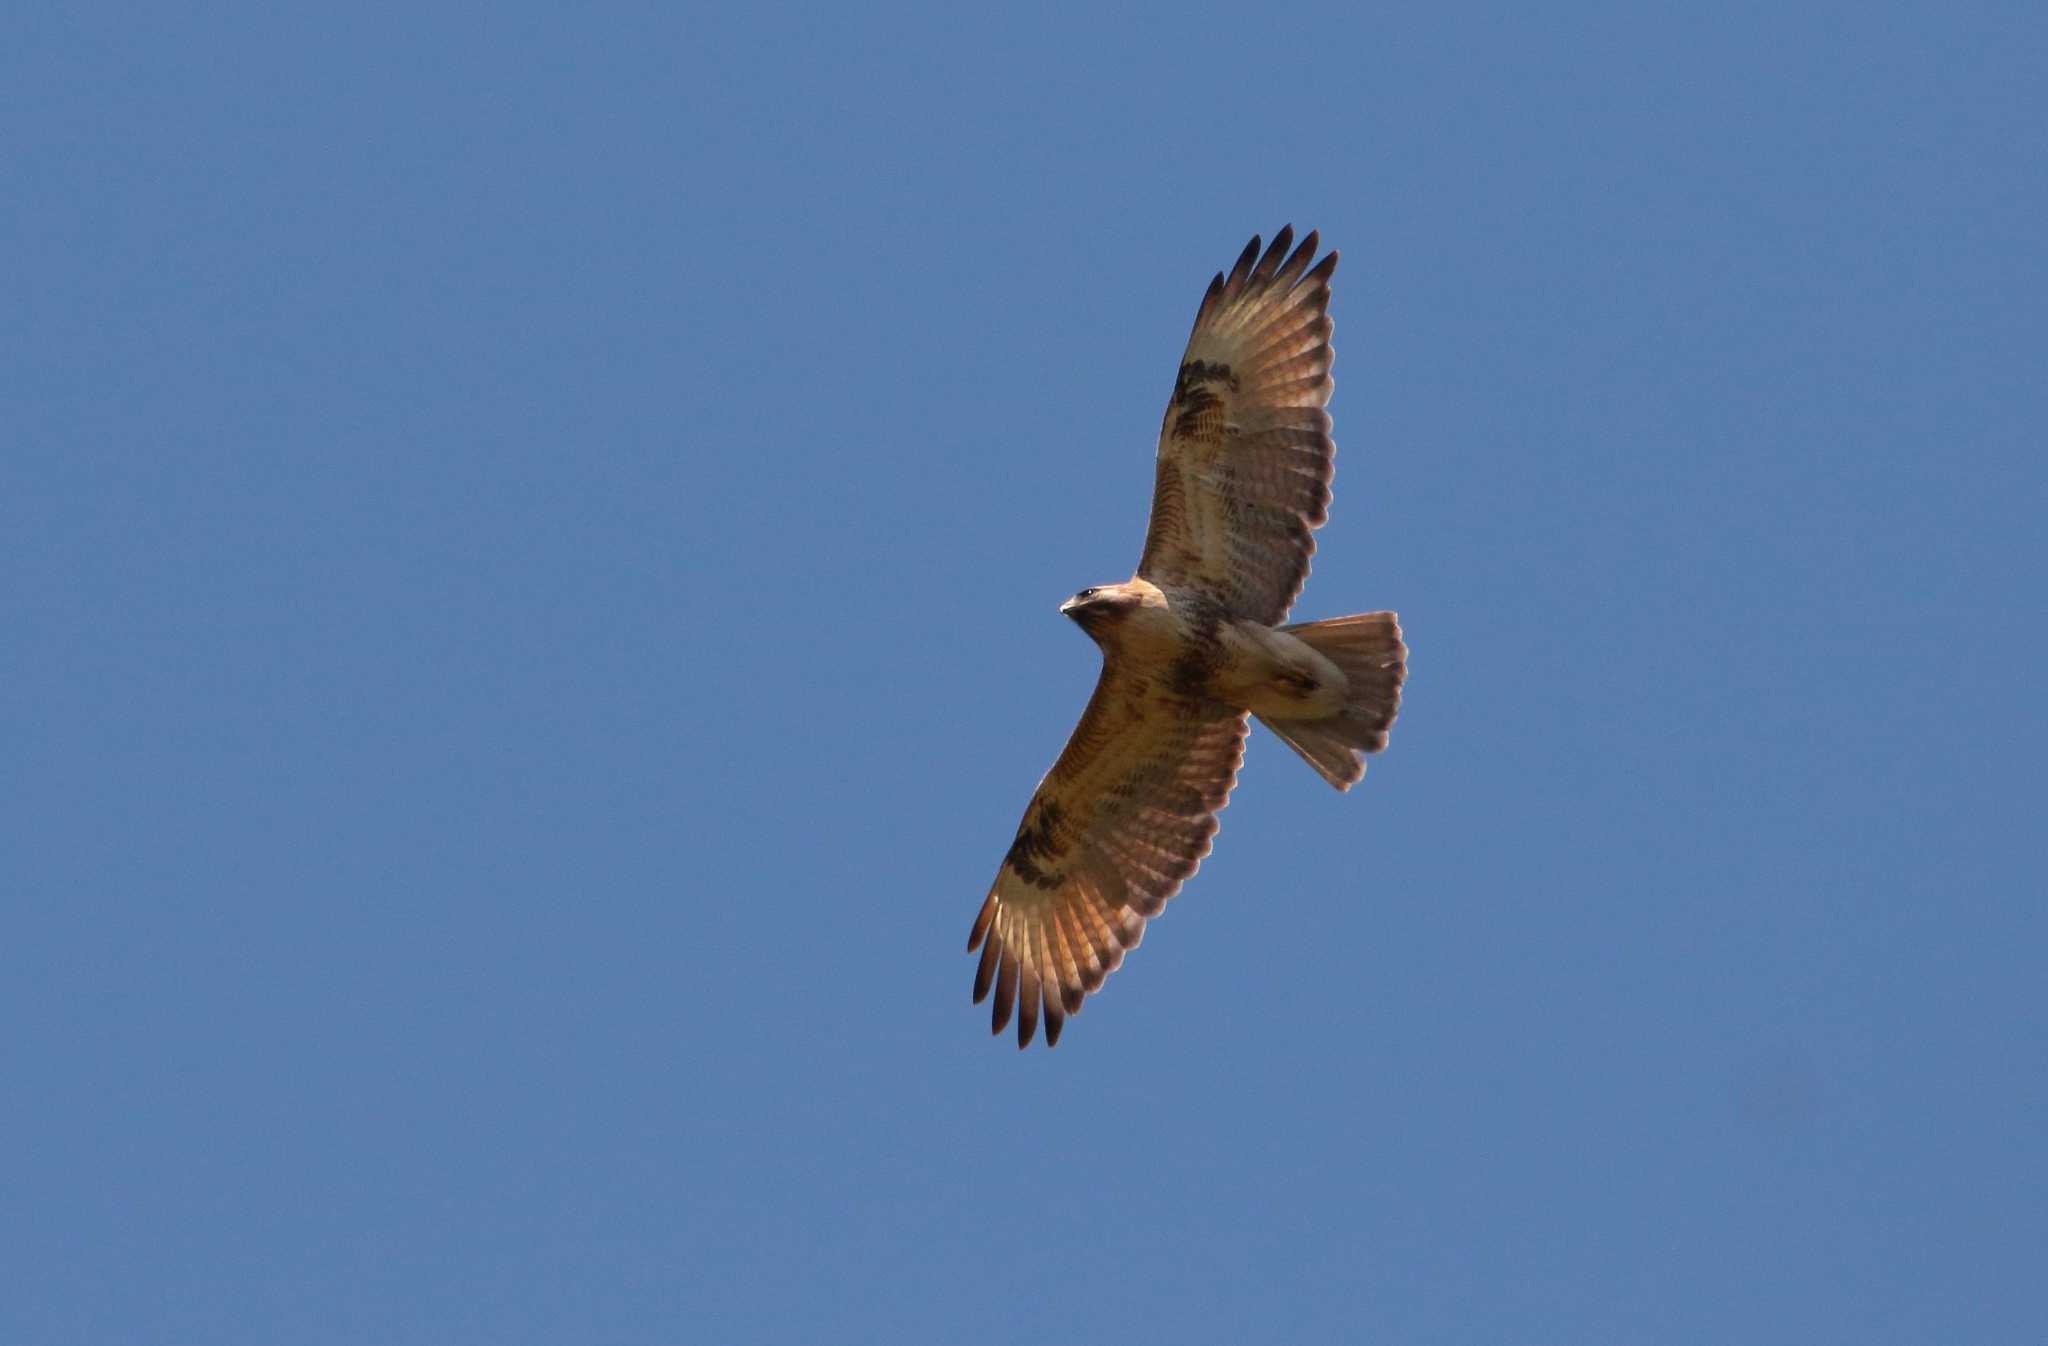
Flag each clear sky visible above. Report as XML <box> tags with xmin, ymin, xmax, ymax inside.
<box><xmin>6</xmin><ymin>4</ymin><xmax>2043</xmax><ymax>1343</ymax></box>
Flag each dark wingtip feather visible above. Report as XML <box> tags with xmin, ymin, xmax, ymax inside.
<box><xmin>1252</xmin><ymin>226</ymin><xmax>1294</xmax><ymax>284</ymax></box>
<box><xmin>991</xmin><ymin>949</ymin><xmax>1018</xmax><ymax>1034</ymax></box>
<box><xmin>1017</xmin><ymin>970</ymin><xmax>1041</xmax><ymax>1048</ymax></box>
<box><xmin>1225</xmin><ymin>234</ymin><xmax>1261</xmax><ymax>292</ymax></box>
<box><xmin>972</xmin><ymin>932</ymin><xmax>1000</xmax><ymax>1003</ymax></box>
<box><xmin>1276</xmin><ymin>230</ymin><xmax>1319</xmax><ymax>287</ymax></box>
<box><xmin>1044</xmin><ymin>1006</ymin><xmax>1064</xmax><ymax>1047</ymax></box>
<box><xmin>967</xmin><ymin>893</ymin><xmax>996</xmax><ymax>952</ymax></box>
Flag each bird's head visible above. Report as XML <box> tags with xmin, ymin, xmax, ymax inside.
<box><xmin>1059</xmin><ymin>583</ymin><xmax>1141</xmax><ymax>640</ymax></box>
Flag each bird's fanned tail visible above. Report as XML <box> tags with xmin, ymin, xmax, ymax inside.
<box><xmin>1256</xmin><ymin>612</ymin><xmax>1406</xmax><ymax>790</ymax></box>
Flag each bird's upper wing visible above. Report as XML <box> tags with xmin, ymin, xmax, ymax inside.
<box><xmin>969</xmin><ymin>662</ymin><xmax>1249</xmax><ymax>1048</ymax></box>
<box><xmin>1137</xmin><ymin>227</ymin><xmax>1338</xmax><ymax>625</ymax></box>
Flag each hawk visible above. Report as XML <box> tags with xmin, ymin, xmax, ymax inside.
<box><xmin>968</xmin><ymin>226</ymin><xmax>1407</xmax><ymax>1048</ymax></box>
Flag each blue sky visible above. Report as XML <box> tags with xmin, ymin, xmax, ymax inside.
<box><xmin>6</xmin><ymin>4</ymin><xmax>2043</xmax><ymax>1343</ymax></box>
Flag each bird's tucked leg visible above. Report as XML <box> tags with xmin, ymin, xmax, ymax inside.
<box><xmin>1215</xmin><ymin>622</ymin><xmax>1349</xmax><ymax>721</ymax></box>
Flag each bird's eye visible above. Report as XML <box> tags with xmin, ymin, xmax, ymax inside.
<box><xmin>1081</xmin><ymin>588</ymin><xmax>1098</xmax><ymax>598</ymax></box>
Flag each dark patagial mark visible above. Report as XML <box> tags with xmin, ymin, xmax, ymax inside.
<box><xmin>1003</xmin><ymin>797</ymin><xmax>1067</xmax><ymax>891</ymax></box>
<box><xmin>1170</xmin><ymin>359</ymin><xmax>1238</xmax><ymax>439</ymax></box>
<box><xmin>1173</xmin><ymin>388</ymin><xmax>1220</xmax><ymax>435</ymax></box>
<box><xmin>1173</xmin><ymin>359</ymin><xmax>1239</xmax><ymax>404</ymax></box>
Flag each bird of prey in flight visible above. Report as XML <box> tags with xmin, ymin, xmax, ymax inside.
<box><xmin>968</xmin><ymin>226</ymin><xmax>1406</xmax><ymax>1048</ymax></box>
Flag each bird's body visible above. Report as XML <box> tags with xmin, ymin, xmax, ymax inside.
<box><xmin>1066</xmin><ymin>579</ymin><xmax>1349</xmax><ymax>722</ymax></box>
<box><xmin>969</xmin><ymin>228</ymin><xmax>1407</xmax><ymax>1047</ymax></box>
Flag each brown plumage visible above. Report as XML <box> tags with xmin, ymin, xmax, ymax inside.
<box><xmin>969</xmin><ymin>228</ymin><xmax>1407</xmax><ymax>1048</ymax></box>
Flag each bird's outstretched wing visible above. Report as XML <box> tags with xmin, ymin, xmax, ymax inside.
<box><xmin>969</xmin><ymin>663</ymin><xmax>1248</xmax><ymax>1048</ymax></box>
<box><xmin>1138</xmin><ymin>227</ymin><xmax>1338</xmax><ymax>625</ymax></box>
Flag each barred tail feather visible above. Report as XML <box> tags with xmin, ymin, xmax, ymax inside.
<box><xmin>1257</xmin><ymin>612</ymin><xmax>1406</xmax><ymax>791</ymax></box>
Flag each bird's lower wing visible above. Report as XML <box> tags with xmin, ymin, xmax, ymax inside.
<box><xmin>969</xmin><ymin>666</ymin><xmax>1248</xmax><ymax>1048</ymax></box>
